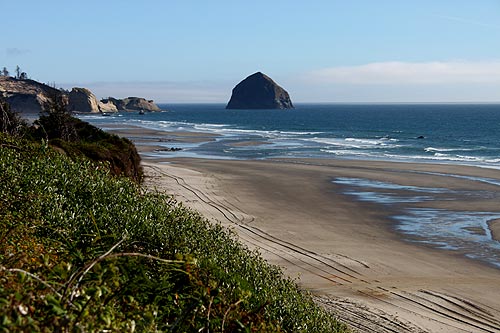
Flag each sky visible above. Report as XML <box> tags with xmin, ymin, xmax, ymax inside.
<box><xmin>2</xmin><ymin>0</ymin><xmax>500</xmax><ymax>103</ymax></box>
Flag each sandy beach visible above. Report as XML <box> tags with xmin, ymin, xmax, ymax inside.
<box><xmin>117</xmin><ymin>127</ymin><xmax>500</xmax><ymax>333</ymax></box>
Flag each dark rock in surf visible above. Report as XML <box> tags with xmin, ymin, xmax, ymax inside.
<box><xmin>226</xmin><ymin>72</ymin><xmax>294</xmax><ymax>109</ymax></box>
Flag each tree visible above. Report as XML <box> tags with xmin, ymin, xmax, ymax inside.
<box><xmin>0</xmin><ymin>96</ymin><xmax>27</xmax><ymax>136</ymax></box>
<box><xmin>37</xmin><ymin>93</ymin><xmax>77</xmax><ymax>142</ymax></box>
<box><xmin>1</xmin><ymin>67</ymin><xmax>9</xmax><ymax>76</ymax></box>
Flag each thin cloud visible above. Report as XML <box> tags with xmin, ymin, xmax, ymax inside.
<box><xmin>5</xmin><ymin>48</ymin><xmax>31</xmax><ymax>56</ymax></box>
<box><xmin>306</xmin><ymin>61</ymin><xmax>500</xmax><ymax>85</ymax></box>
<box><xmin>435</xmin><ymin>15</ymin><xmax>500</xmax><ymax>30</ymax></box>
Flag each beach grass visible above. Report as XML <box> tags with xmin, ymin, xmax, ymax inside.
<box><xmin>0</xmin><ymin>134</ymin><xmax>348</xmax><ymax>332</ymax></box>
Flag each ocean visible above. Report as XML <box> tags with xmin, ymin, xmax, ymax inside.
<box><xmin>80</xmin><ymin>103</ymin><xmax>500</xmax><ymax>168</ymax></box>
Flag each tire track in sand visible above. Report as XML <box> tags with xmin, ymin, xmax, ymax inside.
<box><xmin>142</xmin><ymin>162</ymin><xmax>500</xmax><ymax>333</ymax></box>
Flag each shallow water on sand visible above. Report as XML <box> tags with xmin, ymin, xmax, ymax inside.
<box><xmin>333</xmin><ymin>176</ymin><xmax>500</xmax><ymax>268</ymax></box>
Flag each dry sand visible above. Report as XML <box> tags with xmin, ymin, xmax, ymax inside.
<box><xmin>118</xmin><ymin>128</ymin><xmax>500</xmax><ymax>333</ymax></box>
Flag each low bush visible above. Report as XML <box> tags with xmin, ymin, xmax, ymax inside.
<box><xmin>0</xmin><ymin>134</ymin><xmax>347</xmax><ymax>332</ymax></box>
<box><xmin>32</xmin><ymin>97</ymin><xmax>143</xmax><ymax>183</ymax></box>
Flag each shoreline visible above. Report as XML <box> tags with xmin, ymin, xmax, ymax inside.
<box><xmin>115</xmin><ymin>125</ymin><xmax>500</xmax><ymax>332</ymax></box>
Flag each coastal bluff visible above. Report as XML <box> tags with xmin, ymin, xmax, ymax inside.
<box><xmin>0</xmin><ymin>76</ymin><xmax>161</xmax><ymax>114</ymax></box>
<box><xmin>226</xmin><ymin>72</ymin><xmax>294</xmax><ymax>109</ymax></box>
<box><xmin>0</xmin><ymin>76</ymin><xmax>61</xmax><ymax>114</ymax></box>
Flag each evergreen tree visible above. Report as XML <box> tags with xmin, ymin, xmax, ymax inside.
<box><xmin>37</xmin><ymin>93</ymin><xmax>77</xmax><ymax>142</ymax></box>
<box><xmin>0</xmin><ymin>96</ymin><xmax>27</xmax><ymax>136</ymax></box>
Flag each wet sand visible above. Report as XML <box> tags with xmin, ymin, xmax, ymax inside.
<box><xmin>116</xmin><ymin>127</ymin><xmax>500</xmax><ymax>333</ymax></box>
<box><xmin>489</xmin><ymin>219</ymin><xmax>500</xmax><ymax>242</ymax></box>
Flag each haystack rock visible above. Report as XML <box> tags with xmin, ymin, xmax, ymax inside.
<box><xmin>226</xmin><ymin>72</ymin><xmax>294</xmax><ymax>109</ymax></box>
<box><xmin>67</xmin><ymin>87</ymin><xmax>100</xmax><ymax>113</ymax></box>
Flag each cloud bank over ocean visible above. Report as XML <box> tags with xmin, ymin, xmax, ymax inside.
<box><xmin>306</xmin><ymin>60</ymin><xmax>500</xmax><ymax>85</ymax></box>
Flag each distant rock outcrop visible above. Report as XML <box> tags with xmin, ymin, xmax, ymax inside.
<box><xmin>101</xmin><ymin>97</ymin><xmax>161</xmax><ymax>112</ymax></box>
<box><xmin>67</xmin><ymin>87</ymin><xmax>100</xmax><ymax>113</ymax></box>
<box><xmin>98</xmin><ymin>99</ymin><xmax>118</xmax><ymax>113</ymax></box>
<box><xmin>0</xmin><ymin>76</ymin><xmax>162</xmax><ymax>115</ymax></box>
<box><xmin>226</xmin><ymin>72</ymin><xmax>294</xmax><ymax>109</ymax></box>
<box><xmin>0</xmin><ymin>76</ymin><xmax>61</xmax><ymax>114</ymax></box>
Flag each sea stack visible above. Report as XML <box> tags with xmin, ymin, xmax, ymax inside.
<box><xmin>67</xmin><ymin>87</ymin><xmax>100</xmax><ymax>113</ymax></box>
<box><xmin>226</xmin><ymin>72</ymin><xmax>294</xmax><ymax>109</ymax></box>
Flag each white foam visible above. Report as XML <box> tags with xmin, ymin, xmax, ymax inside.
<box><xmin>384</xmin><ymin>153</ymin><xmax>499</xmax><ymax>164</ymax></box>
<box><xmin>425</xmin><ymin>146</ymin><xmax>485</xmax><ymax>153</ymax></box>
<box><xmin>190</xmin><ymin>125</ymin><xmax>323</xmax><ymax>139</ymax></box>
<box><xmin>320</xmin><ymin>149</ymin><xmax>376</xmax><ymax>157</ymax></box>
<box><xmin>306</xmin><ymin>137</ymin><xmax>401</xmax><ymax>149</ymax></box>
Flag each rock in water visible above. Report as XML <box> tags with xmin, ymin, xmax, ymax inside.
<box><xmin>67</xmin><ymin>87</ymin><xmax>100</xmax><ymax>113</ymax></box>
<box><xmin>100</xmin><ymin>97</ymin><xmax>161</xmax><ymax>112</ymax></box>
<box><xmin>226</xmin><ymin>72</ymin><xmax>294</xmax><ymax>109</ymax></box>
<box><xmin>121</xmin><ymin>97</ymin><xmax>161</xmax><ymax>111</ymax></box>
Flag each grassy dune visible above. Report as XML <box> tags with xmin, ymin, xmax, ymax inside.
<box><xmin>0</xmin><ymin>134</ymin><xmax>347</xmax><ymax>332</ymax></box>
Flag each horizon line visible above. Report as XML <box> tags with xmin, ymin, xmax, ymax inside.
<box><xmin>156</xmin><ymin>101</ymin><xmax>500</xmax><ymax>105</ymax></box>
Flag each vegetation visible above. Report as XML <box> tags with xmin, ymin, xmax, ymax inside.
<box><xmin>0</xmin><ymin>95</ymin><xmax>143</xmax><ymax>183</ymax></box>
<box><xmin>36</xmin><ymin>96</ymin><xmax>143</xmax><ymax>182</ymax></box>
<box><xmin>0</xmin><ymin>97</ymin><xmax>27</xmax><ymax>137</ymax></box>
<box><xmin>0</xmin><ymin>134</ymin><xmax>348</xmax><ymax>332</ymax></box>
<box><xmin>0</xmin><ymin>66</ymin><xmax>27</xmax><ymax>80</ymax></box>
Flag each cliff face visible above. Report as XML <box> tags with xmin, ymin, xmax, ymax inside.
<box><xmin>98</xmin><ymin>100</ymin><xmax>118</xmax><ymax>113</ymax></box>
<box><xmin>0</xmin><ymin>76</ymin><xmax>61</xmax><ymax>114</ymax></box>
<box><xmin>122</xmin><ymin>97</ymin><xmax>161</xmax><ymax>111</ymax></box>
<box><xmin>226</xmin><ymin>72</ymin><xmax>294</xmax><ymax>109</ymax></box>
<box><xmin>67</xmin><ymin>87</ymin><xmax>100</xmax><ymax>113</ymax></box>
<box><xmin>0</xmin><ymin>77</ymin><xmax>162</xmax><ymax>114</ymax></box>
<box><xmin>101</xmin><ymin>97</ymin><xmax>161</xmax><ymax>112</ymax></box>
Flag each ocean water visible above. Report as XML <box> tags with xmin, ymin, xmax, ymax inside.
<box><xmin>80</xmin><ymin>103</ymin><xmax>500</xmax><ymax>167</ymax></box>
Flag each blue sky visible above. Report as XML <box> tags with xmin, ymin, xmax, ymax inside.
<box><xmin>2</xmin><ymin>0</ymin><xmax>500</xmax><ymax>102</ymax></box>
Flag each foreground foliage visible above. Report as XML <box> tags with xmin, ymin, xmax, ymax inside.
<box><xmin>0</xmin><ymin>134</ymin><xmax>347</xmax><ymax>332</ymax></box>
<box><xmin>0</xmin><ymin>95</ymin><xmax>143</xmax><ymax>183</ymax></box>
<box><xmin>34</xmin><ymin>96</ymin><xmax>143</xmax><ymax>183</ymax></box>
<box><xmin>0</xmin><ymin>97</ymin><xmax>27</xmax><ymax>137</ymax></box>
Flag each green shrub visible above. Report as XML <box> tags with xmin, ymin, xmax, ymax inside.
<box><xmin>30</xmin><ymin>97</ymin><xmax>143</xmax><ymax>183</ymax></box>
<box><xmin>0</xmin><ymin>134</ymin><xmax>348</xmax><ymax>332</ymax></box>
